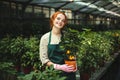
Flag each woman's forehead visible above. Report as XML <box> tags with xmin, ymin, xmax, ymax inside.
<box><xmin>56</xmin><ymin>14</ymin><xmax>65</xmax><ymax>19</ymax></box>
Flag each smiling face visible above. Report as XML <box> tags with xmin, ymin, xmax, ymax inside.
<box><xmin>50</xmin><ymin>11</ymin><xmax>67</xmax><ymax>29</ymax></box>
<box><xmin>53</xmin><ymin>13</ymin><xmax>66</xmax><ymax>29</ymax></box>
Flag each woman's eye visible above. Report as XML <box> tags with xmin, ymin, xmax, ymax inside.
<box><xmin>57</xmin><ymin>17</ymin><xmax>60</xmax><ymax>20</ymax></box>
<box><xmin>56</xmin><ymin>17</ymin><xmax>65</xmax><ymax>22</ymax></box>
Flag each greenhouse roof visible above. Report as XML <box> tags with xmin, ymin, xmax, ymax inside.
<box><xmin>5</xmin><ymin>0</ymin><xmax>120</xmax><ymax>18</ymax></box>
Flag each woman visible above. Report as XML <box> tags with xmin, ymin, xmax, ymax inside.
<box><xmin>39</xmin><ymin>11</ymin><xmax>77</xmax><ymax>80</ymax></box>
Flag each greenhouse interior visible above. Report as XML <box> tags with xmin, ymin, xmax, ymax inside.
<box><xmin>0</xmin><ymin>0</ymin><xmax>120</xmax><ymax>80</ymax></box>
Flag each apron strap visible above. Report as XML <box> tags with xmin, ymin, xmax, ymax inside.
<box><xmin>48</xmin><ymin>31</ymin><xmax>63</xmax><ymax>45</ymax></box>
<box><xmin>48</xmin><ymin>31</ymin><xmax>52</xmax><ymax>45</ymax></box>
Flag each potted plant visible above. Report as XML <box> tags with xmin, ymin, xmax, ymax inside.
<box><xmin>21</xmin><ymin>36</ymin><xmax>39</xmax><ymax>74</ymax></box>
<box><xmin>10</xmin><ymin>36</ymin><xmax>24</xmax><ymax>72</ymax></box>
<box><xmin>59</xmin><ymin>28</ymin><xmax>80</xmax><ymax>70</ymax></box>
<box><xmin>0</xmin><ymin>35</ymin><xmax>11</xmax><ymax>61</ymax></box>
<box><xmin>112</xmin><ymin>31</ymin><xmax>120</xmax><ymax>53</ymax></box>
<box><xmin>64</xmin><ymin>50</ymin><xmax>77</xmax><ymax>70</ymax></box>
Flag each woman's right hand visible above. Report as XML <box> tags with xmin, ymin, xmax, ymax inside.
<box><xmin>53</xmin><ymin>64</ymin><xmax>74</xmax><ymax>72</ymax></box>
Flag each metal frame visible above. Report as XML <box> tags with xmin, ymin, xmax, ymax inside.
<box><xmin>2</xmin><ymin>0</ymin><xmax>120</xmax><ymax>18</ymax></box>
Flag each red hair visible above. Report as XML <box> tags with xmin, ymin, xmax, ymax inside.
<box><xmin>50</xmin><ymin>11</ymin><xmax>67</xmax><ymax>28</ymax></box>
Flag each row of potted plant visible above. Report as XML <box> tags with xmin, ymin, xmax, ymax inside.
<box><xmin>0</xmin><ymin>35</ymin><xmax>41</xmax><ymax>74</ymax></box>
<box><xmin>59</xmin><ymin>28</ymin><xmax>120</xmax><ymax>80</ymax></box>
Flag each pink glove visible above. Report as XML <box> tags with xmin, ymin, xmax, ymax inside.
<box><xmin>53</xmin><ymin>64</ymin><xmax>74</xmax><ymax>72</ymax></box>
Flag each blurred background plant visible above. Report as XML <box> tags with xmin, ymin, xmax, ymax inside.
<box><xmin>77</xmin><ymin>29</ymin><xmax>114</xmax><ymax>79</ymax></box>
<box><xmin>19</xmin><ymin>66</ymin><xmax>66</xmax><ymax>80</ymax></box>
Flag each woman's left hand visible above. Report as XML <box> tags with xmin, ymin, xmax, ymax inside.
<box><xmin>73</xmin><ymin>65</ymin><xmax>77</xmax><ymax>72</ymax></box>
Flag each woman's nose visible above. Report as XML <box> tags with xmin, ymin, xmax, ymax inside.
<box><xmin>59</xmin><ymin>20</ymin><xmax>63</xmax><ymax>23</ymax></box>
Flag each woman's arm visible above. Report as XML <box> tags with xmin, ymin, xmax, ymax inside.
<box><xmin>39</xmin><ymin>34</ymin><xmax>51</xmax><ymax>66</ymax></box>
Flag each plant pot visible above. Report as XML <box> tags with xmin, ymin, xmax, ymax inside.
<box><xmin>99</xmin><ymin>60</ymin><xmax>105</xmax><ymax>67</ymax></box>
<box><xmin>90</xmin><ymin>66</ymin><xmax>96</xmax><ymax>73</ymax></box>
<box><xmin>65</xmin><ymin>60</ymin><xmax>76</xmax><ymax>70</ymax></box>
<box><xmin>80</xmin><ymin>72</ymin><xmax>90</xmax><ymax>80</ymax></box>
<box><xmin>14</xmin><ymin>65</ymin><xmax>21</xmax><ymax>72</ymax></box>
<box><xmin>22</xmin><ymin>66</ymin><xmax>32</xmax><ymax>74</ymax></box>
